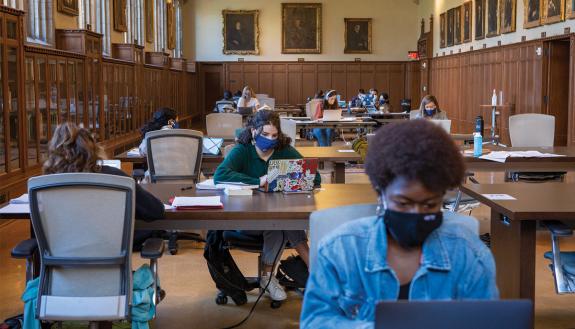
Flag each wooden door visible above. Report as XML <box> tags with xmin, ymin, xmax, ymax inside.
<box><xmin>545</xmin><ymin>40</ymin><xmax>570</xmax><ymax>146</ymax></box>
<box><xmin>201</xmin><ymin>63</ymin><xmax>223</xmax><ymax>115</ymax></box>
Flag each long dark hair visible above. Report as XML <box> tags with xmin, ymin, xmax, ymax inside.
<box><xmin>140</xmin><ymin>107</ymin><xmax>177</xmax><ymax>137</ymax></box>
<box><xmin>323</xmin><ymin>90</ymin><xmax>339</xmax><ymax>110</ymax></box>
<box><xmin>237</xmin><ymin>110</ymin><xmax>292</xmax><ymax>149</ymax></box>
<box><xmin>419</xmin><ymin>95</ymin><xmax>441</xmax><ymax>113</ymax></box>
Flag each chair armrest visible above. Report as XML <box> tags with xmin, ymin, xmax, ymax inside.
<box><xmin>11</xmin><ymin>239</ymin><xmax>38</xmax><ymax>259</ymax></box>
<box><xmin>140</xmin><ymin>238</ymin><xmax>165</xmax><ymax>259</ymax></box>
<box><xmin>543</xmin><ymin>220</ymin><xmax>573</xmax><ymax>237</ymax></box>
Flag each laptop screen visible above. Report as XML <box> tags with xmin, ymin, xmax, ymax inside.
<box><xmin>202</xmin><ymin>137</ymin><xmax>224</xmax><ymax>155</ymax></box>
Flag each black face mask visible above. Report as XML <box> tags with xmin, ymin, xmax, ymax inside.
<box><xmin>382</xmin><ymin>209</ymin><xmax>443</xmax><ymax>250</ymax></box>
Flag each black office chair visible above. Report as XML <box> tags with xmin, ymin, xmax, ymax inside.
<box><xmin>543</xmin><ymin>221</ymin><xmax>575</xmax><ymax>294</ymax></box>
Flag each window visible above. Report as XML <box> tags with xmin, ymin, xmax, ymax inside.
<box><xmin>125</xmin><ymin>0</ymin><xmax>144</xmax><ymax>46</ymax></box>
<box><xmin>4</xmin><ymin>0</ymin><xmax>53</xmax><ymax>44</ymax></box>
<box><xmin>174</xmin><ymin>0</ymin><xmax>182</xmax><ymax>58</ymax></box>
<box><xmin>154</xmin><ymin>0</ymin><xmax>166</xmax><ymax>52</ymax></box>
<box><xmin>79</xmin><ymin>0</ymin><xmax>110</xmax><ymax>55</ymax></box>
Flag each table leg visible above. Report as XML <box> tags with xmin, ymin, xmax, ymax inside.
<box><xmin>334</xmin><ymin>163</ymin><xmax>345</xmax><ymax>184</ymax></box>
<box><xmin>490</xmin><ymin>209</ymin><xmax>536</xmax><ymax>300</ymax></box>
<box><xmin>121</xmin><ymin>162</ymin><xmax>133</xmax><ymax>176</ymax></box>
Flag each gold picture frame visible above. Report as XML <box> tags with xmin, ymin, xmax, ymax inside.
<box><xmin>454</xmin><ymin>6</ymin><xmax>462</xmax><ymax>45</ymax></box>
<box><xmin>222</xmin><ymin>10</ymin><xmax>260</xmax><ymax>55</ymax></box>
<box><xmin>57</xmin><ymin>0</ymin><xmax>79</xmax><ymax>16</ymax></box>
<box><xmin>486</xmin><ymin>0</ymin><xmax>500</xmax><ymax>37</ymax></box>
<box><xmin>524</xmin><ymin>0</ymin><xmax>543</xmax><ymax>28</ymax></box>
<box><xmin>543</xmin><ymin>0</ymin><xmax>565</xmax><ymax>24</ymax></box>
<box><xmin>500</xmin><ymin>0</ymin><xmax>517</xmax><ymax>33</ymax></box>
<box><xmin>344</xmin><ymin>18</ymin><xmax>372</xmax><ymax>54</ymax></box>
<box><xmin>440</xmin><ymin>12</ymin><xmax>446</xmax><ymax>48</ymax></box>
<box><xmin>113</xmin><ymin>0</ymin><xmax>128</xmax><ymax>32</ymax></box>
<box><xmin>282</xmin><ymin>3</ymin><xmax>322</xmax><ymax>54</ymax></box>
<box><xmin>462</xmin><ymin>2</ymin><xmax>472</xmax><ymax>43</ymax></box>
<box><xmin>475</xmin><ymin>0</ymin><xmax>486</xmax><ymax>40</ymax></box>
<box><xmin>146</xmin><ymin>0</ymin><xmax>154</xmax><ymax>43</ymax></box>
<box><xmin>167</xmin><ymin>2</ymin><xmax>175</xmax><ymax>50</ymax></box>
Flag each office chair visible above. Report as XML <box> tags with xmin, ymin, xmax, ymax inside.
<box><xmin>146</xmin><ymin>129</ymin><xmax>205</xmax><ymax>254</ymax></box>
<box><xmin>206</xmin><ymin>113</ymin><xmax>243</xmax><ymax>140</ymax></box>
<box><xmin>543</xmin><ymin>221</ymin><xmax>575</xmax><ymax>294</ymax></box>
<box><xmin>508</xmin><ymin>113</ymin><xmax>564</xmax><ymax>182</ymax></box>
<box><xmin>11</xmin><ymin>173</ymin><xmax>164</xmax><ymax>328</ymax></box>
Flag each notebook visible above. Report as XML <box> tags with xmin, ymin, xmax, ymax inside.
<box><xmin>202</xmin><ymin>137</ymin><xmax>224</xmax><ymax>155</ymax></box>
<box><xmin>322</xmin><ymin>109</ymin><xmax>343</xmax><ymax>121</ymax></box>
<box><xmin>263</xmin><ymin>158</ymin><xmax>318</xmax><ymax>192</ymax></box>
<box><xmin>170</xmin><ymin>196</ymin><xmax>223</xmax><ymax>210</ymax></box>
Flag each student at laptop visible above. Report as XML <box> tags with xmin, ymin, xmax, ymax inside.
<box><xmin>236</xmin><ymin>85</ymin><xmax>260</xmax><ymax>109</ymax></box>
<box><xmin>138</xmin><ymin>107</ymin><xmax>179</xmax><ymax>156</ymax></box>
<box><xmin>301</xmin><ymin>120</ymin><xmax>497</xmax><ymax>328</ymax></box>
<box><xmin>412</xmin><ymin>95</ymin><xmax>448</xmax><ymax>120</ymax></box>
<box><xmin>213</xmin><ymin>90</ymin><xmax>236</xmax><ymax>112</ymax></box>
<box><xmin>313</xmin><ymin>90</ymin><xmax>338</xmax><ymax>147</ymax></box>
<box><xmin>214</xmin><ymin>110</ymin><xmax>320</xmax><ymax>301</ymax></box>
<box><xmin>379</xmin><ymin>92</ymin><xmax>392</xmax><ymax>113</ymax></box>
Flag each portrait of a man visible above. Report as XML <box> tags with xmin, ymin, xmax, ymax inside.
<box><xmin>58</xmin><ymin>0</ymin><xmax>78</xmax><ymax>16</ymax></box>
<box><xmin>447</xmin><ymin>8</ymin><xmax>455</xmax><ymax>47</ymax></box>
<box><xmin>475</xmin><ymin>0</ymin><xmax>485</xmax><ymax>40</ymax></box>
<box><xmin>543</xmin><ymin>0</ymin><xmax>565</xmax><ymax>23</ymax></box>
<box><xmin>463</xmin><ymin>2</ymin><xmax>472</xmax><ymax>43</ymax></box>
<box><xmin>454</xmin><ymin>6</ymin><xmax>462</xmax><ymax>45</ymax></box>
<box><xmin>440</xmin><ymin>13</ymin><xmax>446</xmax><ymax>48</ymax></box>
<box><xmin>501</xmin><ymin>0</ymin><xmax>516</xmax><ymax>33</ymax></box>
<box><xmin>113</xmin><ymin>0</ymin><xmax>128</xmax><ymax>32</ymax></box>
<box><xmin>344</xmin><ymin>18</ymin><xmax>371</xmax><ymax>54</ymax></box>
<box><xmin>525</xmin><ymin>0</ymin><xmax>541</xmax><ymax>28</ymax></box>
<box><xmin>282</xmin><ymin>3</ymin><xmax>322</xmax><ymax>54</ymax></box>
<box><xmin>223</xmin><ymin>10</ymin><xmax>259</xmax><ymax>55</ymax></box>
<box><xmin>487</xmin><ymin>0</ymin><xmax>499</xmax><ymax>37</ymax></box>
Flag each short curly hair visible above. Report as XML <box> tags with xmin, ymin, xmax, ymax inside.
<box><xmin>365</xmin><ymin>120</ymin><xmax>465</xmax><ymax>193</ymax></box>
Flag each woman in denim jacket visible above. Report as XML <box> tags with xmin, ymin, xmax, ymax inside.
<box><xmin>301</xmin><ymin>120</ymin><xmax>498</xmax><ymax>329</ymax></box>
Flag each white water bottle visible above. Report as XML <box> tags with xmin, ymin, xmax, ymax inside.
<box><xmin>491</xmin><ymin>89</ymin><xmax>497</xmax><ymax>107</ymax></box>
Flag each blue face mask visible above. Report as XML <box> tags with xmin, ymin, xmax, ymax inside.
<box><xmin>424</xmin><ymin>108</ymin><xmax>437</xmax><ymax>117</ymax></box>
<box><xmin>254</xmin><ymin>134</ymin><xmax>278</xmax><ymax>152</ymax></box>
<box><xmin>172</xmin><ymin>122</ymin><xmax>180</xmax><ymax>129</ymax></box>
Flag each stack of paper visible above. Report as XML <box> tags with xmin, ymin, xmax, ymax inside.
<box><xmin>479</xmin><ymin>151</ymin><xmax>566</xmax><ymax>163</ymax></box>
<box><xmin>224</xmin><ymin>186</ymin><xmax>253</xmax><ymax>196</ymax></box>
<box><xmin>171</xmin><ymin>196</ymin><xmax>223</xmax><ymax>210</ymax></box>
<box><xmin>196</xmin><ymin>179</ymin><xmax>258</xmax><ymax>191</ymax></box>
<box><xmin>127</xmin><ymin>148</ymin><xmax>141</xmax><ymax>157</ymax></box>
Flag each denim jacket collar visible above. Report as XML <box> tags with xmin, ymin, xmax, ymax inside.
<box><xmin>364</xmin><ymin>217</ymin><xmax>452</xmax><ymax>273</ymax></box>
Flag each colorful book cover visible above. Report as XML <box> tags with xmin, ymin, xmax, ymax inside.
<box><xmin>266</xmin><ymin>159</ymin><xmax>318</xmax><ymax>192</ymax></box>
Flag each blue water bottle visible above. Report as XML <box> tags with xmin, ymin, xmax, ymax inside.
<box><xmin>473</xmin><ymin>132</ymin><xmax>483</xmax><ymax>157</ymax></box>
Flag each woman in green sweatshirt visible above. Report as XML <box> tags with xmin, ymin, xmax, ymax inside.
<box><xmin>214</xmin><ymin>110</ymin><xmax>319</xmax><ymax>302</ymax></box>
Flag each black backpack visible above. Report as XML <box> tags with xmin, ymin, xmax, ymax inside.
<box><xmin>203</xmin><ymin>231</ymin><xmax>250</xmax><ymax>305</ymax></box>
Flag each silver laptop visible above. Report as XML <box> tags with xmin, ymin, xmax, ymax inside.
<box><xmin>375</xmin><ymin>300</ymin><xmax>533</xmax><ymax>329</ymax></box>
<box><xmin>202</xmin><ymin>137</ymin><xmax>224</xmax><ymax>156</ymax></box>
<box><xmin>258</xmin><ymin>97</ymin><xmax>275</xmax><ymax>110</ymax></box>
<box><xmin>322</xmin><ymin>109</ymin><xmax>342</xmax><ymax>121</ymax></box>
<box><xmin>430</xmin><ymin>119</ymin><xmax>452</xmax><ymax>133</ymax></box>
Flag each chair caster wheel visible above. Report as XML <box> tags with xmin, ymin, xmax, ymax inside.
<box><xmin>271</xmin><ymin>300</ymin><xmax>282</xmax><ymax>309</ymax></box>
<box><xmin>169</xmin><ymin>248</ymin><xmax>178</xmax><ymax>255</ymax></box>
<box><xmin>216</xmin><ymin>294</ymin><xmax>228</xmax><ymax>305</ymax></box>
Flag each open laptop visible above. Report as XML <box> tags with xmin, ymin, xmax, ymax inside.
<box><xmin>322</xmin><ymin>109</ymin><xmax>343</xmax><ymax>121</ymax></box>
<box><xmin>258</xmin><ymin>97</ymin><xmax>275</xmax><ymax>110</ymax></box>
<box><xmin>262</xmin><ymin>158</ymin><xmax>318</xmax><ymax>192</ymax></box>
<box><xmin>375</xmin><ymin>300</ymin><xmax>533</xmax><ymax>329</ymax></box>
<box><xmin>237</xmin><ymin>107</ymin><xmax>254</xmax><ymax>116</ymax></box>
<box><xmin>202</xmin><ymin>137</ymin><xmax>224</xmax><ymax>156</ymax></box>
<box><xmin>430</xmin><ymin>119</ymin><xmax>452</xmax><ymax>134</ymax></box>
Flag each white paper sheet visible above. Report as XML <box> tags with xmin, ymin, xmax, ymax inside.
<box><xmin>0</xmin><ymin>203</ymin><xmax>30</xmax><ymax>214</ymax></box>
<box><xmin>127</xmin><ymin>148</ymin><xmax>141</xmax><ymax>157</ymax></box>
<box><xmin>10</xmin><ymin>194</ymin><xmax>29</xmax><ymax>204</ymax></box>
<box><xmin>482</xmin><ymin>194</ymin><xmax>517</xmax><ymax>200</ymax></box>
<box><xmin>196</xmin><ymin>179</ymin><xmax>258</xmax><ymax>190</ymax></box>
<box><xmin>171</xmin><ymin>196</ymin><xmax>223</xmax><ymax>207</ymax></box>
<box><xmin>337</xmin><ymin>149</ymin><xmax>356</xmax><ymax>153</ymax></box>
<box><xmin>479</xmin><ymin>150</ymin><xmax>566</xmax><ymax>163</ymax></box>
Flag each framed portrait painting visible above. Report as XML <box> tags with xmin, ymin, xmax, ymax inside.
<box><xmin>113</xmin><ymin>0</ymin><xmax>128</xmax><ymax>32</ymax></box>
<box><xmin>344</xmin><ymin>18</ymin><xmax>372</xmax><ymax>54</ymax></box>
<box><xmin>58</xmin><ymin>0</ymin><xmax>78</xmax><ymax>16</ymax></box>
<box><xmin>440</xmin><ymin>12</ymin><xmax>446</xmax><ymax>48</ymax></box>
<box><xmin>454</xmin><ymin>6</ymin><xmax>462</xmax><ymax>45</ymax></box>
<box><xmin>543</xmin><ymin>0</ymin><xmax>565</xmax><ymax>24</ymax></box>
<box><xmin>462</xmin><ymin>2</ymin><xmax>472</xmax><ymax>43</ymax></box>
<box><xmin>567</xmin><ymin>0</ymin><xmax>575</xmax><ymax>18</ymax></box>
<box><xmin>146</xmin><ymin>0</ymin><xmax>154</xmax><ymax>43</ymax></box>
<box><xmin>447</xmin><ymin>8</ymin><xmax>455</xmax><ymax>47</ymax></box>
<box><xmin>222</xmin><ymin>10</ymin><xmax>260</xmax><ymax>55</ymax></box>
<box><xmin>167</xmin><ymin>1</ymin><xmax>175</xmax><ymax>50</ymax></box>
<box><xmin>486</xmin><ymin>0</ymin><xmax>500</xmax><ymax>37</ymax></box>
<box><xmin>282</xmin><ymin>3</ymin><xmax>322</xmax><ymax>54</ymax></box>
<box><xmin>475</xmin><ymin>0</ymin><xmax>486</xmax><ymax>40</ymax></box>
<box><xmin>524</xmin><ymin>0</ymin><xmax>542</xmax><ymax>28</ymax></box>
<box><xmin>500</xmin><ymin>0</ymin><xmax>516</xmax><ymax>33</ymax></box>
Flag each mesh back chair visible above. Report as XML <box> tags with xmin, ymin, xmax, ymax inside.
<box><xmin>508</xmin><ymin>113</ymin><xmax>564</xmax><ymax>182</ymax></box>
<box><xmin>214</xmin><ymin>100</ymin><xmax>236</xmax><ymax>113</ymax></box>
<box><xmin>543</xmin><ymin>221</ymin><xmax>575</xmax><ymax>294</ymax></box>
<box><xmin>145</xmin><ymin>129</ymin><xmax>205</xmax><ymax>254</ymax></box>
<box><xmin>146</xmin><ymin>129</ymin><xmax>204</xmax><ymax>184</ymax></box>
<box><xmin>15</xmin><ymin>173</ymin><xmax>164</xmax><ymax>327</ymax></box>
<box><xmin>206</xmin><ymin>113</ymin><xmax>243</xmax><ymax>140</ymax></box>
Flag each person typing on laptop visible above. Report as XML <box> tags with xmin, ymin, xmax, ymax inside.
<box><xmin>312</xmin><ymin>90</ymin><xmax>339</xmax><ymax>147</ymax></box>
<box><xmin>301</xmin><ymin>120</ymin><xmax>497</xmax><ymax>329</ymax></box>
<box><xmin>412</xmin><ymin>95</ymin><xmax>448</xmax><ymax>120</ymax></box>
<box><xmin>214</xmin><ymin>110</ymin><xmax>320</xmax><ymax>302</ymax></box>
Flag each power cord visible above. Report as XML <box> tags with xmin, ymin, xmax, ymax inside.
<box><xmin>221</xmin><ymin>231</ymin><xmax>286</xmax><ymax>329</ymax></box>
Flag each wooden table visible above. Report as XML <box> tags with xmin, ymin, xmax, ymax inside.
<box><xmin>0</xmin><ymin>184</ymin><xmax>378</xmax><ymax>231</ymax></box>
<box><xmin>115</xmin><ymin>146</ymin><xmax>361</xmax><ymax>184</ymax></box>
<box><xmin>280</xmin><ymin>117</ymin><xmax>377</xmax><ymax>147</ymax></box>
<box><xmin>463</xmin><ymin>146</ymin><xmax>575</xmax><ymax>172</ymax></box>
<box><xmin>459</xmin><ymin>183</ymin><xmax>575</xmax><ymax>301</ymax></box>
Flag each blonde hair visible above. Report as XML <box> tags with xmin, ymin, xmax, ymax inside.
<box><xmin>43</xmin><ymin>122</ymin><xmax>104</xmax><ymax>174</ymax></box>
<box><xmin>242</xmin><ymin>85</ymin><xmax>255</xmax><ymax>99</ymax></box>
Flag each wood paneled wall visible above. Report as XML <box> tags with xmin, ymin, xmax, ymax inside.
<box><xmin>222</xmin><ymin>62</ymin><xmax>412</xmax><ymax>111</ymax></box>
<box><xmin>569</xmin><ymin>35</ymin><xmax>575</xmax><ymax>146</ymax></box>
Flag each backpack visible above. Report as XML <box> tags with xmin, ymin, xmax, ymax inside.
<box><xmin>1</xmin><ymin>314</ymin><xmax>22</xmax><ymax>329</ymax></box>
<box><xmin>276</xmin><ymin>255</ymin><xmax>309</xmax><ymax>289</ymax></box>
<box><xmin>203</xmin><ymin>231</ymin><xmax>250</xmax><ymax>305</ymax></box>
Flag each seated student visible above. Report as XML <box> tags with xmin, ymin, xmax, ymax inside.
<box><xmin>214</xmin><ymin>110</ymin><xmax>320</xmax><ymax>301</ymax></box>
<box><xmin>379</xmin><ymin>92</ymin><xmax>392</xmax><ymax>113</ymax></box>
<box><xmin>412</xmin><ymin>95</ymin><xmax>448</xmax><ymax>120</ymax></box>
<box><xmin>313</xmin><ymin>90</ymin><xmax>338</xmax><ymax>147</ymax></box>
<box><xmin>214</xmin><ymin>90</ymin><xmax>236</xmax><ymax>112</ymax></box>
<box><xmin>236</xmin><ymin>85</ymin><xmax>260</xmax><ymax>109</ymax></box>
<box><xmin>138</xmin><ymin>107</ymin><xmax>179</xmax><ymax>156</ymax></box>
<box><xmin>44</xmin><ymin>123</ymin><xmax>165</xmax><ymax>223</ymax></box>
<box><xmin>301</xmin><ymin>120</ymin><xmax>498</xmax><ymax>328</ymax></box>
